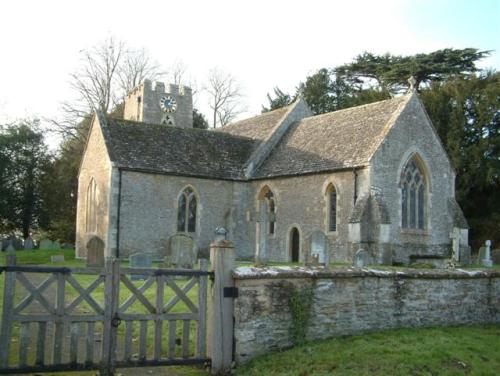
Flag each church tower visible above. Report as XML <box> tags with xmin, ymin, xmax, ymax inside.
<box><xmin>123</xmin><ymin>80</ymin><xmax>193</xmax><ymax>128</ymax></box>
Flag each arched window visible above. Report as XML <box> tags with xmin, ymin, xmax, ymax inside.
<box><xmin>326</xmin><ymin>184</ymin><xmax>337</xmax><ymax>232</ymax></box>
<box><xmin>177</xmin><ymin>187</ymin><xmax>197</xmax><ymax>233</ymax></box>
<box><xmin>401</xmin><ymin>157</ymin><xmax>427</xmax><ymax>230</ymax></box>
<box><xmin>86</xmin><ymin>178</ymin><xmax>97</xmax><ymax>233</ymax></box>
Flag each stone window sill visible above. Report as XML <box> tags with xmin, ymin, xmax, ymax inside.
<box><xmin>400</xmin><ymin>228</ymin><xmax>429</xmax><ymax>236</ymax></box>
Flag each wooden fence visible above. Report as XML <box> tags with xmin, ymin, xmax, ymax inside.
<box><xmin>0</xmin><ymin>253</ymin><xmax>211</xmax><ymax>375</ymax></box>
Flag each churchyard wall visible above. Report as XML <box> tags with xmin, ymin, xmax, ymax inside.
<box><xmin>232</xmin><ymin>267</ymin><xmax>500</xmax><ymax>363</ymax></box>
<box><xmin>247</xmin><ymin>169</ymin><xmax>370</xmax><ymax>263</ymax></box>
<box><xmin>370</xmin><ymin>94</ymin><xmax>458</xmax><ymax>263</ymax></box>
<box><xmin>76</xmin><ymin>118</ymin><xmax>112</xmax><ymax>259</ymax></box>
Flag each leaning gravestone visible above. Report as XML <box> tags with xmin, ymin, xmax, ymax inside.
<box><xmin>86</xmin><ymin>236</ymin><xmax>105</xmax><ymax>267</ymax></box>
<box><xmin>130</xmin><ymin>252</ymin><xmax>153</xmax><ymax>280</ymax></box>
<box><xmin>24</xmin><ymin>236</ymin><xmax>34</xmax><ymax>250</ymax></box>
<box><xmin>168</xmin><ymin>234</ymin><xmax>197</xmax><ymax>269</ymax></box>
<box><xmin>39</xmin><ymin>239</ymin><xmax>54</xmax><ymax>250</ymax></box>
<box><xmin>310</xmin><ymin>230</ymin><xmax>329</xmax><ymax>266</ymax></box>
<box><xmin>353</xmin><ymin>249</ymin><xmax>370</xmax><ymax>268</ymax></box>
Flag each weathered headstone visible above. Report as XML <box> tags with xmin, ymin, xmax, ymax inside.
<box><xmin>39</xmin><ymin>239</ymin><xmax>54</xmax><ymax>250</ymax></box>
<box><xmin>24</xmin><ymin>236</ymin><xmax>34</xmax><ymax>250</ymax></box>
<box><xmin>53</xmin><ymin>241</ymin><xmax>61</xmax><ymax>250</ymax></box>
<box><xmin>310</xmin><ymin>253</ymin><xmax>320</xmax><ymax>266</ymax></box>
<box><xmin>353</xmin><ymin>249</ymin><xmax>370</xmax><ymax>268</ymax></box>
<box><xmin>310</xmin><ymin>230</ymin><xmax>329</xmax><ymax>266</ymax></box>
<box><xmin>477</xmin><ymin>246</ymin><xmax>486</xmax><ymax>263</ymax></box>
<box><xmin>129</xmin><ymin>252</ymin><xmax>153</xmax><ymax>280</ymax></box>
<box><xmin>51</xmin><ymin>255</ymin><xmax>65</xmax><ymax>262</ymax></box>
<box><xmin>6</xmin><ymin>240</ymin><xmax>15</xmax><ymax>253</ymax></box>
<box><xmin>449</xmin><ymin>228</ymin><xmax>461</xmax><ymax>262</ymax></box>
<box><xmin>86</xmin><ymin>236</ymin><xmax>105</xmax><ymax>267</ymax></box>
<box><xmin>168</xmin><ymin>234</ymin><xmax>197</xmax><ymax>269</ymax></box>
<box><xmin>481</xmin><ymin>240</ymin><xmax>493</xmax><ymax>267</ymax></box>
<box><xmin>492</xmin><ymin>249</ymin><xmax>500</xmax><ymax>265</ymax></box>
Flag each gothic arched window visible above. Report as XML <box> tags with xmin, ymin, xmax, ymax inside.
<box><xmin>401</xmin><ymin>157</ymin><xmax>427</xmax><ymax>230</ymax></box>
<box><xmin>86</xmin><ymin>178</ymin><xmax>97</xmax><ymax>233</ymax></box>
<box><xmin>177</xmin><ymin>187</ymin><xmax>197</xmax><ymax>233</ymax></box>
<box><xmin>326</xmin><ymin>184</ymin><xmax>337</xmax><ymax>232</ymax></box>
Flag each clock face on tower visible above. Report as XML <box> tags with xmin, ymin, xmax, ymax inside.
<box><xmin>159</xmin><ymin>96</ymin><xmax>177</xmax><ymax>113</ymax></box>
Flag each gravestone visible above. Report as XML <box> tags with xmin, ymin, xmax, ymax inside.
<box><xmin>6</xmin><ymin>241</ymin><xmax>15</xmax><ymax>253</ymax></box>
<box><xmin>310</xmin><ymin>231</ymin><xmax>329</xmax><ymax>266</ymax></box>
<box><xmin>86</xmin><ymin>236</ymin><xmax>105</xmax><ymax>267</ymax></box>
<box><xmin>129</xmin><ymin>252</ymin><xmax>153</xmax><ymax>280</ymax></box>
<box><xmin>24</xmin><ymin>236</ymin><xmax>34</xmax><ymax>250</ymax></box>
<box><xmin>310</xmin><ymin>253</ymin><xmax>319</xmax><ymax>266</ymax></box>
<box><xmin>53</xmin><ymin>241</ymin><xmax>61</xmax><ymax>250</ymax></box>
<box><xmin>353</xmin><ymin>249</ymin><xmax>370</xmax><ymax>268</ymax></box>
<box><xmin>449</xmin><ymin>228</ymin><xmax>461</xmax><ymax>263</ymax></box>
<box><xmin>39</xmin><ymin>239</ymin><xmax>54</xmax><ymax>250</ymax></box>
<box><xmin>492</xmin><ymin>249</ymin><xmax>500</xmax><ymax>265</ymax></box>
<box><xmin>481</xmin><ymin>240</ymin><xmax>493</xmax><ymax>267</ymax></box>
<box><xmin>477</xmin><ymin>247</ymin><xmax>486</xmax><ymax>263</ymax></box>
<box><xmin>51</xmin><ymin>255</ymin><xmax>65</xmax><ymax>262</ymax></box>
<box><xmin>168</xmin><ymin>234</ymin><xmax>197</xmax><ymax>269</ymax></box>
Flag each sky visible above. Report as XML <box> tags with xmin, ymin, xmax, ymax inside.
<box><xmin>0</xmin><ymin>0</ymin><xmax>498</xmax><ymax>145</ymax></box>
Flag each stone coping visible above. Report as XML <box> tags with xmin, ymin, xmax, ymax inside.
<box><xmin>232</xmin><ymin>266</ymin><xmax>500</xmax><ymax>280</ymax></box>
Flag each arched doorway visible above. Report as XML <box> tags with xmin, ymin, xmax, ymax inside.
<box><xmin>290</xmin><ymin>227</ymin><xmax>300</xmax><ymax>262</ymax></box>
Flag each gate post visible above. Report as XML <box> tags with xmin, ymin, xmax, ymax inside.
<box><xmin>101</xmin><ymin>258</ymin><xmax>120</xmax><ymax>375</ymax></box>
<box><xmin>207</xmin><ymin>235</ymin><xmax>235</xmax><ymax>374</ymax></box>
<box><xmin>0</xmin><ymin>250</ymin><xmax>16</xmax><ymax>368</ymax></box>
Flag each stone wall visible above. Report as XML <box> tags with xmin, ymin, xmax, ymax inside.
<box><xmin>232</xmin><ymin>267</ymin><xmax>500</xmax><ymax>363</ymax></box>
<box><xmin>76</xmin><ymin>116</ymin><xmax>113</xmax><ymax>259</ymax></box>
<box><xmin>370</xmin><ymin>94</ymin><xmax>460</xmax><ymax>263</ymax></box>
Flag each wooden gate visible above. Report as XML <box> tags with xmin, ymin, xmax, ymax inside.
<box><xmin>0</xmin><ymin>254</ymin><xmax>211</xmax><ymax>374</ymax></box>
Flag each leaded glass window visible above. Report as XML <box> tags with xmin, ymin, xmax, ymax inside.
<box><xmin>401</xmin><ymin>159</ymin><xmax>426</xmax><ymax>230</ymax></box>
<box><xmin>327</xmin><ymin>184</ymin><xmax>337</xmax><ymax>232</ymax></box>
<box><xmin>86</xmin><ymin>178</ymin><xmax>97</xmax><ymax>233</ymax></box>
<box><xmin>177</xmin><ymin>187</ymin><xmax>197</xmax><ymax>233</ymax></box>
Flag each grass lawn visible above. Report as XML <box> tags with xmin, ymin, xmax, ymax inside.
<box><xmin>236</xmin><ymin>325</ymin><xmax>500</xmax><ymax>376</ymax></box>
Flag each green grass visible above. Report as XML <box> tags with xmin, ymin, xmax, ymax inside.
<box><xmin>236</xmin><ymin>325</ymin><xmax>500</xmax><ymax>376</ymax></box>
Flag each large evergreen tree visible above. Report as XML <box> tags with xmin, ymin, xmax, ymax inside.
<box><xmin>420</xmin><ymin>72</ymin><xmax>500</xmax><ymax>249</ymax></box>
<box><xmin>0</xmin><ymin>119</ymin><xmax>52</xmax><ymax>238</ymax></box>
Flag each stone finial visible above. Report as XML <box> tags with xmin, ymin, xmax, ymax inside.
<box><xmin>408</xmin><ymin>76</ymin><xmax>417</xmax><ymax>92</ymax></box>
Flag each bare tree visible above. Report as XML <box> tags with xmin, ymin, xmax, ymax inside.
<box><xmin>49</xmin><ymin>37</ymin><xmax>165</xmax><ymax>141</ymax></box>
<box><xmin>118</xmin><ymin>48</ymin><xmax>165</xmax><ymax>95</ymax></box>
<box><xmin>205</xmin><ymin>67</ymin><xmax>244</xmax><ymax>128</ymax></box>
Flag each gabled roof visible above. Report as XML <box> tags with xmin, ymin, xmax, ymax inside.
<box><xmin>93</xmin><ymin>94</ymin><xmax>414</xmax><ymax>181</ymax></box>
<box><xmin>254</xmin><ymin>94</ymin><xmax>411</xmax><ymax>178</ymax></box>
<box><xmin>215</xmin><ymin>105</ymin><xmax>291</xmax><ymax>152</ymax></box>
<box><xmin>100</xmin><ymin>117</ymin><xmax>257</xmax><ymax>180</ymax></box>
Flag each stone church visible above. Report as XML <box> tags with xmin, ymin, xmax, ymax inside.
<box><xmin>76</xmin><ymin>79</ymin><xmax>469</xmax><ymax>265</ymax></box>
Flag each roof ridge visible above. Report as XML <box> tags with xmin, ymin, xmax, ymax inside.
<box><xmin>217</xmin><ymin>104</ymin><xmax>292</xmax><ymax>130</ymax></box>
<box><xmin>299</xmin><ymin>94</ymin><xmax>410</xmax><ymax>123</ymax></box>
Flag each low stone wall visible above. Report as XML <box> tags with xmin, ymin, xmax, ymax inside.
<box><xmin>232</xmin><ymin>266</ymin><xmax>500</xmax><ymax>363</ymax></box>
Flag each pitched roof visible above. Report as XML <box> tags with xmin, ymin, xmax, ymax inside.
<box><xmin>254</xmin><ymin>94</ymin><xmax>411</xmax><ymax>178</ymax></box>
<box><xmin>95</xmin><ymin>94</ymin><xmax>412</xmax><ymax>181</ymax></box>
<box><xmin>215</xmin><ymin>106</ymin><xmax>291</xmax><ymax>152</ymax></box>
<box><xmin>100</xmin><ymin>117</ymin><xmax>257</xmax><ymax>180</ymax></box>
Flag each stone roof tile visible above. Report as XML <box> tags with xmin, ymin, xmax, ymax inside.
<box><xmin>254</xmin><ymin>95</ymin><xmax>410</xmax><ymax>178</ymax></box>
<box><xmin>102</xmin><ymin>117</ymin><xmax>256</xmax><ymax>180</ymax></box>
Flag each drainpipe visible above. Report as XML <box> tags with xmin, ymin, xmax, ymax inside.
<box><xmin>116</xmin><ymin>169</ymin><xmax>122</xmax><ymax>258</ymax></box>
<box><xmin>353</xmin><ymin>168</ymin><xmax>358</xmax><ymax>204</ymax></box>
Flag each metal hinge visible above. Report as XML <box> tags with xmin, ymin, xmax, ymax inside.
<box><xmin>223</xmin><ymin>287</ymin><xmax>238</xmax><ymax>298</ymax></box>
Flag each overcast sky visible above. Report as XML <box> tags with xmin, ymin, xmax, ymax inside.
<box><xmin>0</xmin><ymin>0</ymin><xmax>498</xmax><ymax>140</ymax></box>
